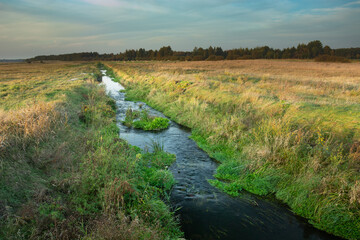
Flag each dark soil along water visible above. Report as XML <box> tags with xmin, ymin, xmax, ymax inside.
<box><xmin>101</xmin><ymin>71</ymin><xmax>342</xmax><ymax>240</ymax></box>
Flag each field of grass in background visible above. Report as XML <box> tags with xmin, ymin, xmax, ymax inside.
<box><xmin>0</xmin><ymin>62</ymin><xmax>182</xmax><ymax>239</ymax></box>
<box><xmin>106</xmin><ymin>59</ymin><xmax>360</xmax><ymax>239</ymax></box>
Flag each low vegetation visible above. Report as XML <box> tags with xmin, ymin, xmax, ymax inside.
<box><xmin>0</xmin><ymin>62</ymin><xmax>182</xmax><ymax>239</ymax></box>
<box><xmin>106</xmin><ymin>59</ymin><xmax>360</xmax><ymax>239</ymax></box>
<box><xmin>123</xmin><ymin>108</ymin><xmax>170</xmax><ymax>131</ymax></box>
<box><xmin>315</xmin><ymin>55</ymin><xmax>351</xmax><ymax>63</ymax></box>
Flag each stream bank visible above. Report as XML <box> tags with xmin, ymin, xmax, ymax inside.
<box><xmin>101</xmin><ymin>69</ymin><xmax>342</xmax><ymax>240</ymax></box>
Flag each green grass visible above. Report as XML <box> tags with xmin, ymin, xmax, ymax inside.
<box><xmin>106</xmin><ymin>61</ymin><xmax>360</xmax><ymax>240</ymax></box>
<box><xmin>0</xmin><ymin>62</ymin><xmax>182</xmax><ymax>239</ymax></box>
<box><xmin>123</xmin><ymin>108</ymin><xmax>170</xmax><ymax>131</ymax></box>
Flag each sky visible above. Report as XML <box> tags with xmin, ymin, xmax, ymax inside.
<box><xmin>0</xmin><ymin>0</ymin><xmax>360</xmax><ymax>58</ymax></box>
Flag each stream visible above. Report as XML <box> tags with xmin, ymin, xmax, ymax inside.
<box><xmin>101</xmin><ymin>70</ymin><xmax>342</xmax><ymax>240</ymax></box>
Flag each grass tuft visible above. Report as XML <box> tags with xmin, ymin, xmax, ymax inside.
<box><xmin>123</xmin><ymin>108</ymin><xmax>170</xmax><ymax>131</ymax></box>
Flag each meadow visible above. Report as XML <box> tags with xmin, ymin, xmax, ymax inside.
<box><xmin>106</xmin><ymin>59</ymin><xmax>360</xmax><ymax>239</ymax></box>
<box><xmin>0</xmin><ymin>62</ymin><xmax>182</xmax><ymax>239</ymax></box>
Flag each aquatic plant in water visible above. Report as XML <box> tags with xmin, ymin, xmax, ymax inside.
<box><xmin>123</xmin><ymin>108</ymin><xmax>169</xmax><ymax>131</ymax></box>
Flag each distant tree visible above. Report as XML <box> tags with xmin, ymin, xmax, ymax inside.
<box><xmin>26</xmin><ymin>40</ymin><xmax>358</xmax><ymax>62</ymax></box>
<box><xmin>124</xmin><ymin>49</ymin><xmax>136</xmax><ymax>61</ymax></box>
<box><xmin>323</xmin><ymin>45</ymin><xmax>332</xmax><ymax>55</ymax></box>
<box><xmin>208</xmin><ymin>46</ymin><xmax>215</xmax><ymax>56</ymax></box>
<box><xmin>296</xmin><ymin>43</ymin><xmax>310</xmax><ymax>59</ymax></box>
<box><xmin>274</xmin><ymin>49</ymin><xmax>282</xmax><ymax>59</ymax></box>
<box><xmin>226</xmin><ymin>50</ymin><xmax>239</xmax><ymax>60</ymax></box>
<box><xmin>266</xmin><ymin>50</ymin><xmax>275</xmax><ymax>59</ymax></box>
<box><xmin>158</xmin><ymin>46</ymin><xmax>173</xmax><ymax>59</ymax></box>
<box><xmin>251</xmin><ymin>46</ymin><xmax>270</xmax><ymax>58</ymax></box>
<box><xmin>215</xmin><ymin>47</ymin><xmax>224</xmax><ymax>56</ymax></box>
<box><xmin>206</xmin><ymin>55</ymin><xmax>224</xmax><ymax>61</ymax></box>
<box><xmin>192</xmin><ymin>47</ymin><xmax>206</xmax><ymax>60</ymax></box>
<box><xmin>136</xmin><ymin>48</ymin><xmax>146</xmax><ymax>60</ymax></box>
<box><xmin>153</xmin><ymin>50</ymin><xmax>158</xmax><ymax>60</ymax></box>
<box><xmin>307</xmin><ymin>40</ymin><xmax>323</xmax><ymax>58</ymax></box>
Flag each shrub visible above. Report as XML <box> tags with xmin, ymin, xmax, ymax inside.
<box><xmin>206</xmin><ymin>55</ymin><xmax>225</xmax><ymax>61</ymax></box>
<box><xmin>315</xmin><ymin>55</ymin><xmax>350</xmax><ymax>63</ymax></box>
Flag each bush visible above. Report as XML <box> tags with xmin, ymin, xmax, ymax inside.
<box><xmin>315</xmin><ymin>55</ymin><xmax>351</xmax><ymax>63</ymax></box>
<box><xmin>206</xmin><ymin>55</ymin><xmax>225</xmax><ymax>61</ymax></box>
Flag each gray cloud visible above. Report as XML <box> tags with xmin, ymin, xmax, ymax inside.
<box><xmin>0</xmin><ymin>0</ymin><xmax>359</xmax><ymax>58</ymax></box>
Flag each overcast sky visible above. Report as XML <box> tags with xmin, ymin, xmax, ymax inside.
<box><xmin>1</xmin><ymin>0</ymin><xmax>360</xmax><ymax>58</ymax></box>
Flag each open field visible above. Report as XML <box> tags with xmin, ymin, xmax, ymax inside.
<box><xmin>0</xmin><ymin>62</ymin><xmax>182</xmax><ymax>239</ymax></box>
<box><xmin>107</xmin><ymin>59</ymin><xmax>360</xmax><ymax>239</ymax></box>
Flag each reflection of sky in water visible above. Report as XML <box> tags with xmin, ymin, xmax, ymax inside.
<box><xmin>100</xmin><ymin>70</ymin><xmax>124</xmax><ymax>97</ymax></box>
<box><xmin>101</xmin><ymin>73</ymin><xmax>341</xmax><ymax>240</ymax></box>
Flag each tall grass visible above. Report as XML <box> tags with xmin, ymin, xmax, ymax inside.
<box><xmin>106</xmin><ymin>60</ymin><xmax>360</xmax><ymax>239</ymax></box>
<box><xmin>149</xmin><ymin>138</ymin><xmax>165</xmax><ymax>153</ymax></box>
<box><xmin>0</xmin><ymin>103</ymin><xmax>57</xmax><ymax>149</ymax></box>
<box><xmin>0</xmin><ymin>62</ymin><xmax>182</xmax><ymax>239</ymax></box>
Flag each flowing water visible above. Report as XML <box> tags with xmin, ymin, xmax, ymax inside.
<box><xmin>101</xmin><ymin>70</ymin><xmax>342</xmax><ymax>240</ymax></box>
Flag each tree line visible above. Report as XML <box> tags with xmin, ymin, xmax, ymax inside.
<box><xmin>28</xmin><ymin>40</ymin><xmax>360</xmax><ymax>62</ymax></box>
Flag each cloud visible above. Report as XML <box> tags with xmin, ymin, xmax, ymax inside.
<box><xmin>0</xmin><ymin>0</ymin><xmax>359</xmax><ymax>58</ymax></box>
<box><xmin>81</xmin><ymin>0</ymin><xmax>121</xmax><ymax>7</ymax></box>
<box><xmin>344</xmin><ymin>0</ymin><xmax>360</xmax><ymax>7</ymax></box>
<box><xmin>80</xmin><ymin>0</ymin><xmax>167</xmax><ymax>12</ymax></box>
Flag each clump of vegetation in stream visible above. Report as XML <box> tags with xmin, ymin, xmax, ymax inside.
<box><xmin>123</xmin><ymin>108</ymin><xmax>170</xmax><ymax>131</ymax></box>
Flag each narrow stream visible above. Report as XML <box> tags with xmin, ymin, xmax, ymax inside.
<box><xmin>101</xmin><ymin>70</ymin><xmax>342</xmax><ymax>240</ymax></box>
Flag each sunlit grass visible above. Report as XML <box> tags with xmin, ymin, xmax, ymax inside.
<box><xmin>0</xmin><ymin>62</ymin><xmax>97</xmax><ymax>110</ymax></box>
<box><xmin>0</xmin><ymin>62</ymin><xmax>182</xmax><ymax>239</ymax></box>
<box><xmin>107</xmin><ymin>59</ymin><xmax>360</xmax><ymax>239</ymax></box>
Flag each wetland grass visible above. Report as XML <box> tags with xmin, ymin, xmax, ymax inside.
<box><xmin>106</xmin><ymin>59</ymin><xmax>360</xmax><ymax>239</ymax></box>
<box><xmin>0</xmin><ymin>62</ymin><xmax>182</xmax><ymax>239</ymax></box>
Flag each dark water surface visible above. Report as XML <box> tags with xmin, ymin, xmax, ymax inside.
<box><xmin>101</xmin><ymin>71</ymin><xmax>342</xmax><ymax>240</ymax></box>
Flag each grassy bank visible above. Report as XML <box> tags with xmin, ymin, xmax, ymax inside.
<box><xmin>0</xmin><ymin>62</ymin><xmax>182</xmax><ymax>239</ymax></box>
<box><xmin>106</xmin><ymin>60</ymin><xmax>360</xmax><ymax>239</ymax></box>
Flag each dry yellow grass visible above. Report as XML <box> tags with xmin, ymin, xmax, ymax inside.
<box><xmin>0</xmin><ymin>61</ymin><xmax>96</xmax><ymax>110</ymax></box>
<box><xmin>107</xmin><ymin>59</ymin><xmax>360</xmax><ymax>239</ymax></box>
<box><xmin>154</xmin><ymin>59</ymin><xmax>360</xmax><ymax>82</ymax></box>
<box><xmin>0</xmin><ymin>102</ymin><xmax>59</xmax><ymax>153</ymax></box>
<box><xmin>0</xmin><ymin>61</ymin><xmax>97</xmax><ymax>158</ymax></box>
<box><xmin>111</xmin><ymin>59</ymin><xmax>360</xmax><ymax>134</ymax></box>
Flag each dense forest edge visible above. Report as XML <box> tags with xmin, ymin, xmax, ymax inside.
<box><xmin>27</xmin><ymin>40</ymin><xmax>360</xmax><ymax>62</ymax></box>
<box><xmin>0</xmin><ymin>62</ymin><xmax>183</xmax><ymax>239</ymax></box>
<box><xmin>104</xmin><ymin>62</ymin><xmax>360</xmax><ymax>240</ymax></box>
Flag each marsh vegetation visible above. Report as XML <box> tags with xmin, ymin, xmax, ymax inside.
<box><xmin>123</xmin><ymin>108</ymin><xmax>170</xmax><ymax>131</ymax></box>
<box><xmin>0</xmin><ymin>62</ymin><xmax>182</xmax><ymax>239</ymax></box>
<box><xmin>1</xmin><ymin>59</ymin><xmax>359</xmax><ymax>239</ymax></box>
<box><xmin>107</xmin><ymin>59</ymin><xmax>360</xmax><ymax>239</ymax></box>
